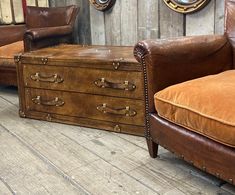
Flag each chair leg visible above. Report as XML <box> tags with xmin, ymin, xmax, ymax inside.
<box><xmin>147</xmin><ymin>139</ymin><xmax>159</xmax><ymax>158</ymax></box>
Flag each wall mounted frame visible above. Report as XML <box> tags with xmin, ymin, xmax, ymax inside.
<box><xmin>89</xmin><ymin>0</ymin><xmax>116</xmax><ymax>12</ymax></box>
<box><xmin>163</xmin><ymin>0</ymin><xmax>211</xmax><ymax>14</ymax></box>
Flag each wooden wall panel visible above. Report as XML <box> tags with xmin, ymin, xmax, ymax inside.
<box><xmin>120</xmin><ymin>0</ymin><xmax>138</xmax><ymax>46</ymax></box>
<box><xmin>186</xmin><ymin>0</ymin><xmax>215</xmax><ymax>36</ymax></box>
<box><xmin>90</xmin><ymin>5</ymin><xmax>105</xmax><ymax>45</ymax></box>
<box><xmin>215</xmin><ymin>0</ymin><xmax>225</xmax><ymax>34</ymax></box>
<box><xmin>138</xmin><ymin>0</ymin><xmax>159</xmax><ymax>40</ymax></box>
<box><xmin>13</xmin><ymin>0</ymin><xmax>24</xmax><ymax>23</ymax></box>
<box><xmin>0</xmin><ymin>0</ymin><xmax>49</xmax><ymax>24</ymax></box>
<box><xmin>26</xmin><ymin>0</ymin><xmax>37</xmax><ymax>6</ymax></box>
<box><xmin>104</xmin><ymin>0</ymin><xmax>121</xmax><ymax>45</ymax></box>
<box><xmin>0</xmin><ymin>0</ymin><xmax>13</xmax><ymax>24</ymax></box>
<box><xmin>37</xmin><ymin>0</ymin><xmax>49</xmax><ymax>7</ymax></box>
<box><xmin>49</xmin><ymin>0</ymin><xmax>225</xmax><ymax>45</ymax></box>
<box><xmin>159</xmin><ymin>1</ymin><xmax>184</xmax><ymax>38</ymax></box>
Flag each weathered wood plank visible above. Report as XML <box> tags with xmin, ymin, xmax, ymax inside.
<box><xmin>0</xmin><ymin>105</ymin><xmax>156</xmax><ymax>194</ymax></box>
<box><xmin>90</xmin><ymin>5</ymin><xmax>105</xmax><ymax>45</ymax></box>
<box><xmin>38</xmin><ymin>0</ymin><xmax>49</xmax><ymax>7</ymax></box>
<box><xmin>159</xmin><ymin>1</ymin><xmax>184</xmax><ymax>38</ymax></box>
<box><xmin>12</xmin><ymin>0</ymin><xmax>24</xmax><ymax>23</ymax></box>
<box><xmin>121</xmin><ymin>0</ymin><xmax>138</xmax><ymax>46</ymax></box>
<box><xmin>0</xmin><ymin>88</ymin><xmax>234</xmax><ymax>194</ymax></box>
<box><xmin>221</xmin><ymin>183</ymin><xmax>235</xmax><ymax>195</ymax></box>
<box><xmin>0</xmin><ymin>180</ymin><xmax>12</xmax><ymax>195</ymax></box>
<box><xmin>138</xmin><ymin>0</ymin><xmax>159</xmax><ymax>41</ymax></box>
<box><xmin>104</xmin><ymin>0</ymin><xmax>121</xmax><ymax>45</ymax></box>
<box><xmin>186</xmin><ymin>0</ymin><xmax>215</xmax><ymax>36</ymax></box>
<box><xmin>77</xmin><ymin>0</ymin><xmax>92</xmax><ymax>45</ymax></box>
<box><xmin>215</xmin><ymin>0</ymin><xmax>225</xmax><ymax>35</ymax></box>
<box><xmin>0</xmin><ymin>0</ymin><xmax>13</xmax><ymax>24</ymax></box>
<box><xmin>0</xmin><ymin>125</ymin><xmax>85</xmax><ymax>194</ymax></box>
<box><xmin>130</xmin><ymin>152</ymin><xmax>229</xmax><ymax>194</ymax></box>
<box><xmin>27</xmin><ymin>0</ymin><xmax>36</xmax><ymax>6</ymax></box>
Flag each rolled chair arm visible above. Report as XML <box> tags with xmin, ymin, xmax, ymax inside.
<box><xmin>24</xmin><ymin>26</ymin><xmax>74</xmax><ymax>52</ymax></box>
<box><xmin>134</xmin><ymin>35</ymin><xmax>233</xmax><ymax>112</ymax></box>
<box><xmin>24</xmin><ymin>26</ymin><xmax>73</xmax><ymax>41</ymax></box>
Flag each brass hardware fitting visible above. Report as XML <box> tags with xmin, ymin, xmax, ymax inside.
<box><xmin>41</xmin><ymin>58</ymin><xmax>48</xmax><ymax>65</ymax></box>
<box><xmin>114</xmin><ymin>125</ymin><xmax>121</xmax><ymax>132</ymax></box>
<box><xmin>14</xmin><ymin>55</ymin><xmax>21</xmax><ymax>63</ymax></box>
<box><xmin>46</xmin><ymin>114</ymin><xmax>52</xmax><ymax>122</ymax></box>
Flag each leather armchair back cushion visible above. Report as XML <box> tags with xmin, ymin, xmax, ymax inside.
<box><xmin>0</xmin><ymin>25</ymin><xmax>25</xmax><ymax>47</ymax></box>
<box><xmin>154</xmin><ymin>70</ymin><xmax>235</xmax><ymax>148</ymax></box>
<box><xmin>26</xmin><ymin>5</ymin><xmax>76</xmax><ymax>28</ymax></box>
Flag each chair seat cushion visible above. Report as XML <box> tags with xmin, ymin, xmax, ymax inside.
<box><xmin>0</xmin><ymin>41</ymin><xmax>24</xmax><ymax>69</ymax></box>
<box><xmin>154</xmin><ymin>70</ymin><xmax>235</xmax><ymax>148</ymax></box>
<box><xmin>0</xmin><ymin>41</ymin><xmax>24</xmax><ymax>58</ymax></box>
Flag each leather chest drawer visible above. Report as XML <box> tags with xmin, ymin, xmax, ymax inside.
<box><xmin>24</xmin><ymin>88</ymin><xmax>144</xmax><ymax>126</ymax></box>
<box><xmin>23</xmin><ymin>65</ymin><xmax>144</xmax><ymax>100</ymax></box>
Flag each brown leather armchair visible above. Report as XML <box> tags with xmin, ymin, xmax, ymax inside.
<box><xmin>134</xmin><ymin>0</ymin><xmax>235</xmax><ymax>184</ymax></box>
<box><xmin>0</xmin><ymin>5</ymin><xmax>79</xmax><ymax>86</ymax></box>
<box><xmin>24</xmin><ymin>5</ymin><xmax>79</xmax><ymax>52</ymax></box>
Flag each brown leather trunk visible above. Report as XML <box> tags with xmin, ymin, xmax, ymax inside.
<box><xmin>16</xmin><ymin>45</ymin><xmax>144</xmax><ymax>135</ymax></box>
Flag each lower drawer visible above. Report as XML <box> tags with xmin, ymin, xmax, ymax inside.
<box><xmin>24</xmin><ymin>88</ymin><xmax>144</xmax><ymax>126</ymax></box>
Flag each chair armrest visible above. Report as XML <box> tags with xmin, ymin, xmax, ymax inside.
<box><xmin>23</xmin><ymin>26</ymin><xmax>73</xmax><ymax>52</ymax></box>
<box><xmin>24</xmin><ymin>26</ymin><xmax>72</xmax><ymax>40</ymax></box>
<box><xmin>134</xmin><ymin>35</ymin><xmax>233</xmax><ymax>113</ymax></box>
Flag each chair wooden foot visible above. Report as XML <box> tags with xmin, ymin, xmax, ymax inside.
<box><xmin>147</xmin><ymin>139</ymin><xmax>158</xmax><ymax>158</ymax></box>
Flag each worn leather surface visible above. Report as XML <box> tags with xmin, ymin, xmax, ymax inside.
<box><xmin>24</xmin><ymin>5</ymin><xmax>79</xmax><ymax>52</ymax></box>
<box><xmin>26</xmin><ymin>5</ymin><xmax>78</xmax><ymax>28</ymax></box>
<box><xmin>155</xmin><ymin>70</ymin><xmax>235</xmax><ymax>147</ymax></box>
<box><xmin>134</xmin><ymin>1</ymin><xmax>235</xmax><ymax>183</ymax></box>
<box><xmin>17</xmin><ymin>45</ymin><xmax>144</xmax><ymax>136</ymax></box>
<box><xmin>150</xmin><ymin>114</ymin><xmax>235</xmax><ymax>183</ymax></box>
<box><xmin>25</xmin><ymin>26</ymin><xmax>73</xmax><ymax>40</ymax></box>
<box><xmin>134</xmin><ymin>35</ymin><xmax>233</xmax><ymax>112</ymax></box>
<box><xmin>0</xmin><ymin>25</ymin><xmax>25</xmax><ymax>47</ymax></box>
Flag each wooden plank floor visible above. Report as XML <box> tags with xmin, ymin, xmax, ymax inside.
<box><xmin>0</xmin><ymin>86</ymin><xmax>234</xmax><ymax>195</ymax></box>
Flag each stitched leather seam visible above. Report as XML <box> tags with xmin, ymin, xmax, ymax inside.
<box><xmin>156</xmin><ymin>97</ymin><xmax>235</xmax><ymax>127</ymax></box>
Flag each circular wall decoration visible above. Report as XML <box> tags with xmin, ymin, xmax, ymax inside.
<box><xmin>89</xmin><ymin>0</ymin><xmax>116</xmax><ymax>12</ymax></box>
<box><xmin>163</xmin><ymin>0</ymin><xmax>211</xmax><ymax>14</ymax></box>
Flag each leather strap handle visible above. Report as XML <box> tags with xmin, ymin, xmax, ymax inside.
<box><xmin>94</xmin><ymin>78</ymin><xmax>136</xmax><ymax>91</ymax></box>
<box><xmin>97</xmin><ymin>103</ymin><xmax>137</xmax><ymax>117</ymax></box>
<box><xmin>32</xmin><ymin>96</ymin><xmax>65</xmax><ymax>107</ymax></box>
<box><xmin>30</xmin><ymin>73</ymin><xmax>64</xmax><ymax>83</ymax></box>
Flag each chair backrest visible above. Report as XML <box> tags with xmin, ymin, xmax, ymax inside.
<box><xmin>225</xmin><ymin>0</ymin><xmax>235</xmax><ymax>66</ymax></box>
<box><xmin>25</xmin><ymin>5</ymin><xmax>79</xmax><ymax>29</ymax></box>
<box><xmin>0</xmin><ymin>25</ymin><xmax>26</xmax><ymax>47</ymax></box>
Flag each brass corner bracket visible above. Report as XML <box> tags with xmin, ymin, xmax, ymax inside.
<box><xmin>163</xmin><ymin>0</ymin><xmax>211</xmax><ymax>14</ymax></box>
<box><xmin>89</xmin><ymin>0</ymin><xmax>116</xmax><ymax>12</ymax></box>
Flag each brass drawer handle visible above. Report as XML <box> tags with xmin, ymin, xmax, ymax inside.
<box><xmin>97</xmin><ymin>103</ymin><xmax>137</xmax><ymax>117</ymax></box>
<box><xmin>32</xmin><ymin>96</ymin><xmax>65</xmax><ymax>107</ymax></box>
<box><xmin>94</xmin><ymin>78</ymin><xmax>136</xmax><ymax>91</ymax></box>
<box><xmin>30</xmin><ymin>73</ymin><xmax>64</xmax><ymax>83</ymax></box>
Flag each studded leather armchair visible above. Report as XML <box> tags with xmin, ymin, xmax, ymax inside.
<box><xmin>0</xmin><ymin>5</ymin><xmax>79</xmax><ymax>86</ymax></box>
<box><xmin>24</xmin><ymin>5</ymin><xmax>79</xmax><ymax>52</ymax></box>
<box><xmin>134</xmin><ymin>0</ymin><xmax>235</xmax><ymax>184</ymax></box>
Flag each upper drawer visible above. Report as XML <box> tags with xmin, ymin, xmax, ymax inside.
<box><xmin>23</xmin><ymin>64</ymin><xmax>144</xmax><ymax>100</ymax></box>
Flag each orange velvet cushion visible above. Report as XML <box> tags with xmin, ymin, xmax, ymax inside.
<box><xmin>154</xmin><ymin>70</ymin><xmax>235</xmax><ymax>148</ymax></box>
<box><xmin>0</xmin><ymin>41</ymin><xmax>24</xmax><ymax>58</ymax></box>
